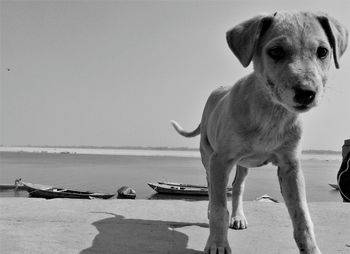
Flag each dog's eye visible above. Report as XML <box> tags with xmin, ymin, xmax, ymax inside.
<box><xmin>267</xmin><ymin>47</ymin><xmax>285</xmax><ymax>61</ymax></box>
<box><xmin>317</xmin><ymin>47</ymin><xmax>328</xmax><ymax>59</ymax></box>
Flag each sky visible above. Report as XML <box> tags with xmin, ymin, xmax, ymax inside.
<box><xmin>1</xmin><ymin>0</ymin><xmax>349</xmax><ymax>151</ymax></box>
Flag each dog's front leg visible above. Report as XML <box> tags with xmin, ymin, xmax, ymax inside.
<box><xmin>204</xmin><ymin>153</ymin><xmax>233</xmax><ymax>254</ymax></box>
<box><xmin>278</xmin><ymin>158</ymin><xmax>321</xmax><ymax>254</ymax></box>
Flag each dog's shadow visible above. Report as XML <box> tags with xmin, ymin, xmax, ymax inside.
<box><xmin>80</xmin><ymin>212</ymin><xmax>207</xmax><ymax>254</ymax></box>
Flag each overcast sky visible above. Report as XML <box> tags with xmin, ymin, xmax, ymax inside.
<box><xmin>1</xmin><ymin>0</ymin><xmax>349</xmax><ymax>150</ymax></box>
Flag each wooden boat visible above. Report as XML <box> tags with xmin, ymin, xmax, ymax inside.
<box><xmin>21</xmin><ymin>182</ymin><xmax>115</xmax><ymax>199</ymax></box>
<box><xmin>157</xmin><ymin>181</ymin><xmax>208</xmax><ymax>188</ymax></box>
<box><xmin>148</xmin><ymin>181</ymin><xmax>232</xmax><ymax>196</ymax></box>
<box><xmin>0</xmin><ymin>178</ymin><xmax>26</xmax><ymax>191</ymax></box>
<box><xmin>117</xmin><ymin>186</ymin><xmax>136</xmax><ymax>199</ymax></box>
<box><xmin>329</xmin><ymin>183</ymin><xmax>339</xmax><ymax>190</ymax></box>
<box><xmin>255</xmin><ymin>194</ymin><xmax>279</xmax><ymax>203</ymax></box>
<box><xmin>0</xmin><ymin>184</ymin><xmax>26</xmax><ymax>191</ymax></box>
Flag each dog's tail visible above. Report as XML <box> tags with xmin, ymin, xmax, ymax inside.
<box><xmin>170</xmin><ymin>120</ymin><xmax>200</xmax><ymax>138</ymax></box>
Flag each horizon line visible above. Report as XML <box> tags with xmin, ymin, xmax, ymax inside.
<box><xmin>0</xmin><ymin>145</ymin><xmax>342</xmax><ymax>154</ymax></box>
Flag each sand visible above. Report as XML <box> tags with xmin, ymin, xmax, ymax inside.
<box><xmin>0</xmin><ymin>198</ymin><xmax>349</xmax><ymax>254</ymax></box>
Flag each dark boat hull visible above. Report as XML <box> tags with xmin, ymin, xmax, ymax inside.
<box><xmin>23</xmin><ymin>182</ymin><xmax>114</xmax><ymax>199</ymax></box>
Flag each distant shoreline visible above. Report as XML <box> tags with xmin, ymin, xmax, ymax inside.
<box><xmin>0</xmin><ymin>146</ymin><xmax>201</xmax><ymax>158</ymax></box>
<box><xmin>0</xmin><ymin>146</ymin><xmax>342</xmax><ymax>161</ymax></box>
<box><xmin>0</xmin><ymin>145</ymin><xmax>342</xmax><ymax>155</ymax></box>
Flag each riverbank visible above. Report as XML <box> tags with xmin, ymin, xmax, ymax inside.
<box><xmin>0</xmin><ymin>198</ymin><xmax>349</xmax><ymax>253</ymax></box>
<box><xmin>0</xmin><ymin>146</ymin><xmax>342</xmax><ymax>160</ymax></box>
<box><xmin>0</xmin><ymin>151</ymin><xmax>343</xmax><ymax>201</ymax></box>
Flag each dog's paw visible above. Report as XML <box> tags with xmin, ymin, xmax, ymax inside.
<box><xmin>309</xmin><ymin>250</ymin><xmax>322</xmax><ymax>254</ymax></box>
<box><xmin>299</xmin><ymin>247</ymin><xmax>322</xmax><ymax>254</ymax></box>
<box><xmin>204</xmin><ymin>237</ymin><xmax>231</xmax><ymax>254</ymax></box>
<box><xmin>229</xmin><ymin>214</ymin><xmax>248</xmax><ymax>230</ymax></box>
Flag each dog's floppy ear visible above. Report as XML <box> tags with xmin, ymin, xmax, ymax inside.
<box><xmin>226</xmin><ymin>15</ymin><xmax>274</xmax><ymax>67</ymax></box>
<box><xmin>317</xmin><ymin>14</ymin><xmax>348</xmax><ymax>69</ymax></box>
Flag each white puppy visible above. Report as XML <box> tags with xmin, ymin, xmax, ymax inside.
<box><xmin>172</xmin><ymin>11</ymin><xmax>348</xmax><ymax>254</ymax></box>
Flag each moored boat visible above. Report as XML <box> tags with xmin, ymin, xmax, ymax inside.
<box><xmin>148</xmin><ymin>181</ymin><xmax>232</xmax><ymax>196</ymax></box>
<box><xmin>21</xmin><ymin>181</ymin><xmax>115</xmax><ymax>199</ymax></box>
<box><xmin>255</xmin><ymin>194</ymin><xmax>279</xmax><ymax>203</ymax></box>
<box><xmin>0</xmin><ymin>184</ymin><xmax>26</xmax><ymax>191</ymax></box>
<box><xmin>157</xmin><ymin>181</ymin><xmax>208</xmax><ymax>188</ymax></box>
<box><xmin>329</xmin><ymin>183</ymin><xmax>339</xmax><ymax>190</ymax></box>
<box><xmin>117</xmin><ymin>186</ymin><xmax>136</xmax><ymax>199</ymax></box>
<box><xmin>0</xmin><ymin>178</ymin><xmax>27</xmax><ymax>191</ymax></box>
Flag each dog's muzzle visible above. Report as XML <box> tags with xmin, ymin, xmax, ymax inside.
<box><xmin>293</xmin><ymin>86</ymin><xmax>316</xmax><ymax>110</ymax></box>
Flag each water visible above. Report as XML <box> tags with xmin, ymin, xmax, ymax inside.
<box><xmin>0</xmin><ymin>151</ymin><xmax>342</xmax><ymax>202</ymax></box>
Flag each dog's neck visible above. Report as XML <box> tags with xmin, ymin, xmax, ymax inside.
<box><xmin>248</xmin><ymin>73</ymin><xmax>300</xmax><ymax>126</ymax></box>
<box><xmin>227</xmin><ymin>73</ymin><xmax>303</xmax><ymax>150</ymax></box>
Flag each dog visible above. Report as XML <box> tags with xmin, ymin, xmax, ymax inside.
<box><xmin>171</xmin><ymin>11</ymin><xmax>348</xmax><ymax>254</ymax></box>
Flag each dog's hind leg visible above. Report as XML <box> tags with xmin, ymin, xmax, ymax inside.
<box><xmin>230</xmin><ymin>165</ymin><xmax>248</xmax><ymax>229</ymax></box>
<box><xmin>200</xmin><ymin>134</ymin><xmax>214</xmax><ymax>220</ymax></box>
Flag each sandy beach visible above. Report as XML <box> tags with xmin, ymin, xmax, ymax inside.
<box><xmin>1</xmin><ymin>149</ymin><xmax>347</xmax><ymax>253</ymax></box>
<box><xmin>1</xmin><ymin>148</ymin><xmax>347</xmax><ymax>253</ymax></box>
<box><xmin>0</xmin><ymin>198</ymin><xmax>349</xmax><ymax>254</ymax></box>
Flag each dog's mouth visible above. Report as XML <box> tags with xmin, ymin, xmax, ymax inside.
<box><xmin>293</xmin><ymin>105</ymin><xmax>311</xmax><ymax>112</ymax></box>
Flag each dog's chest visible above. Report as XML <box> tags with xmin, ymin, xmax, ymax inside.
<box><xmin>237</xmin><ymin>119</ymin><xmax>301</xmax><ymax>167</ymax></box>
<box><xmin>238</xmin><ymin>152</ymin><xmax>276</xmax><ymax>168</ymax></box>
<box><xmin>237</xmin><ymin>139</ymin><xmax>282</xmax><ymax>168</ymax></box>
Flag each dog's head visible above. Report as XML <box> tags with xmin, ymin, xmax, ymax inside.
<box><xmin>227</xmin><ymin>11</ymin><xmax>348</xmax><ymax>113</ymax></box>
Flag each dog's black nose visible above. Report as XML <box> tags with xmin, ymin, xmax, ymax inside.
<box><xmin>293</xmin><ymin>86</ymin><xmax>316</xmax><ymax>106</ymax></box>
